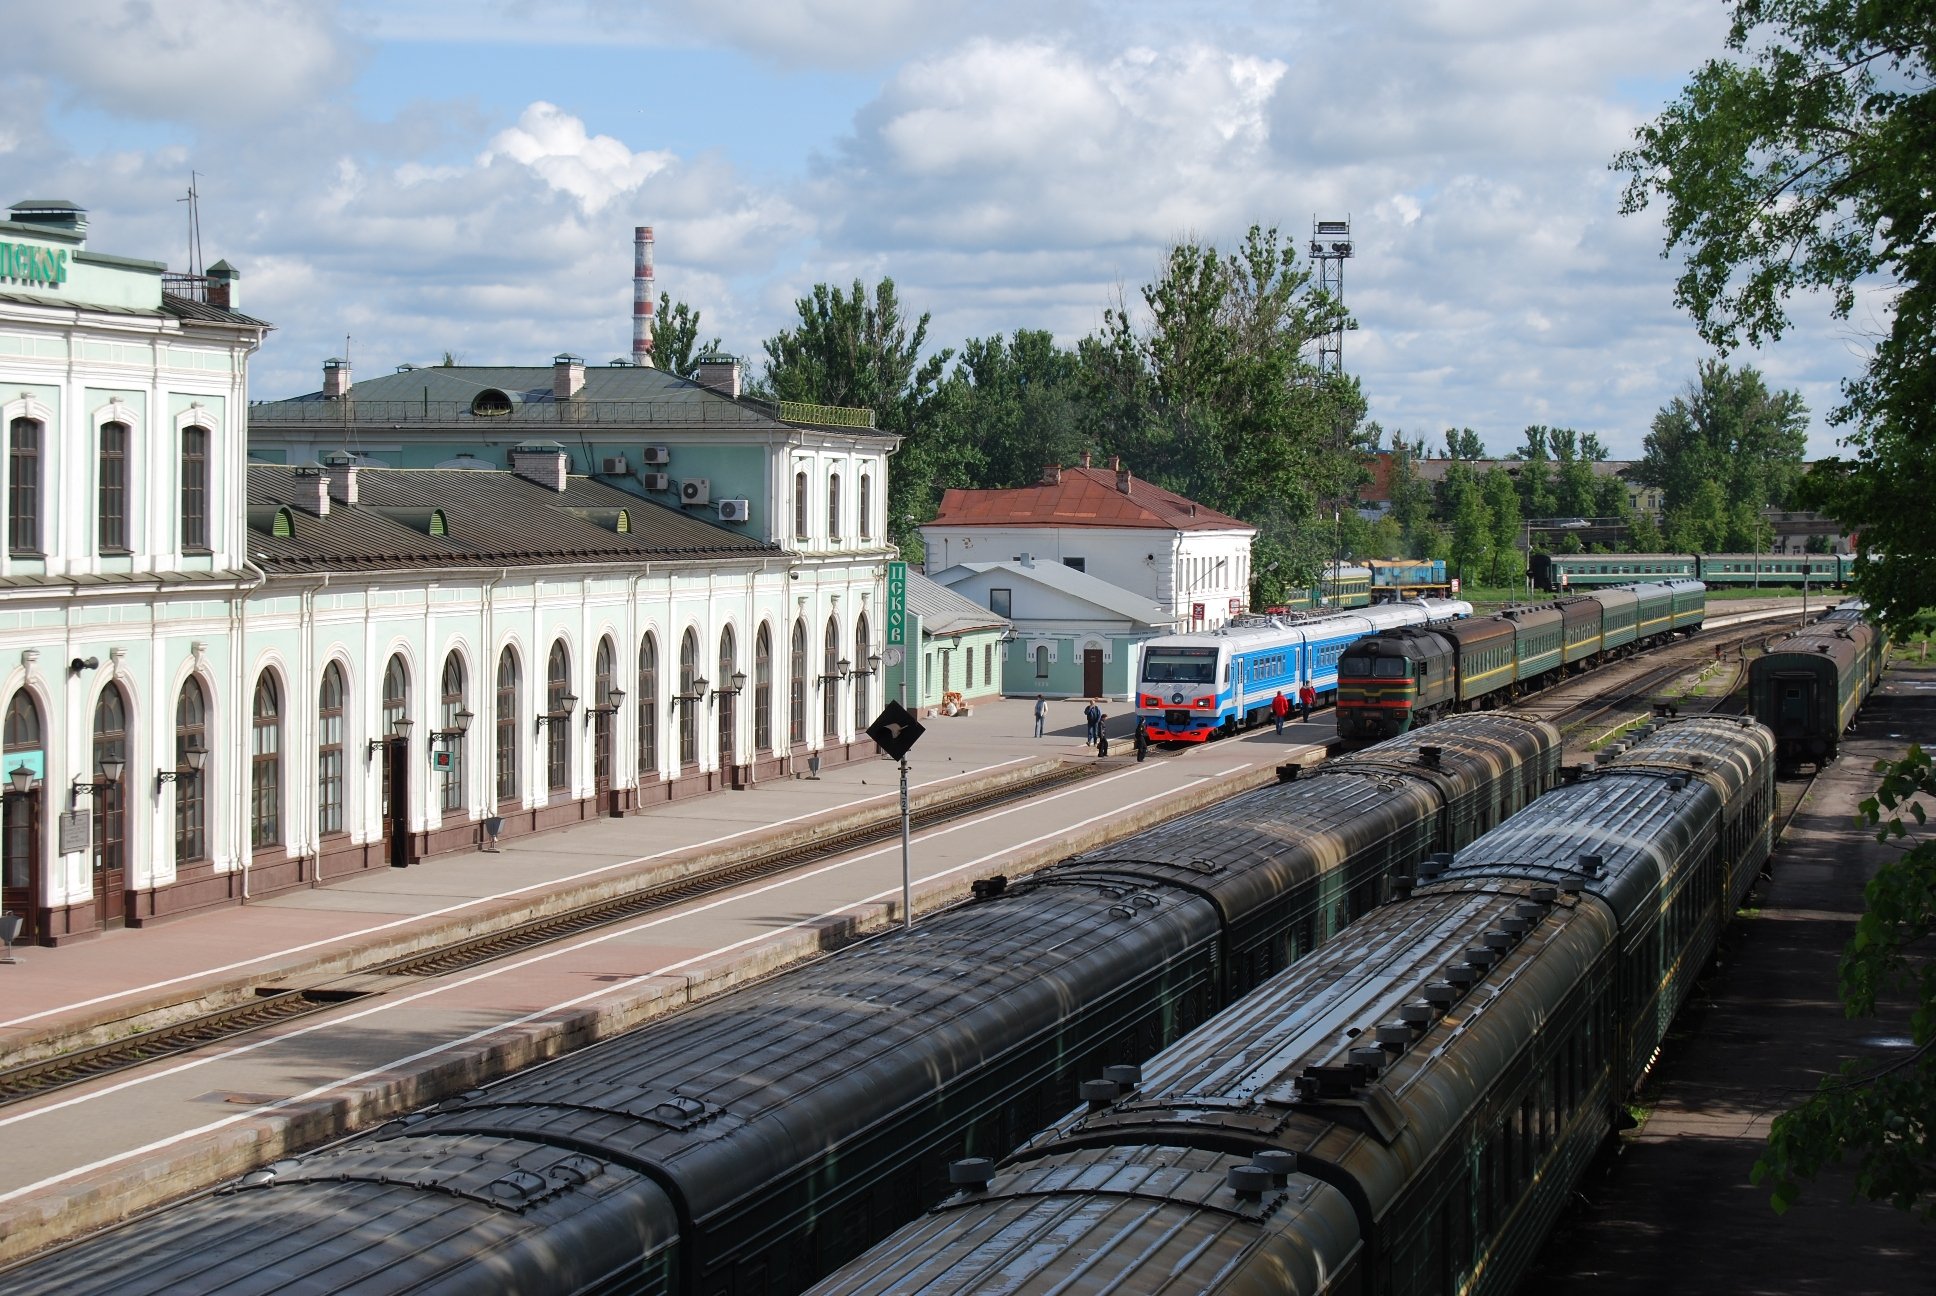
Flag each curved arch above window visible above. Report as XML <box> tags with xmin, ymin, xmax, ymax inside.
<box><xmin>470</xmin><ymin>389</ymin><xmax>519</xmax><ymax>417</ymax></box>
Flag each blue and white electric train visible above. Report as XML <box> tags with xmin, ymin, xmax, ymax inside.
<box><xmin>1136</xmin><ymin>599</ymin><xmax>1472</xmax><ymax>743</ymax></box>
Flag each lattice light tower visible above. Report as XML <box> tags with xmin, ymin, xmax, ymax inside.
<box><xmin>1310</xmin><ymin>216</ymin><xmax>1353</xmax><ymax>375</ymax></box>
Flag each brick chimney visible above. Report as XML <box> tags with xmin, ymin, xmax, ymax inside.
<box><xmin>292</xmin><ymin>465</ymin><xmax>331</xmax><ymax>515</ymax></box>
<box><xmin>206</xmin><ymin>260</ymin><xmax>239</xmax><ymax>310</ymax></box>
<box><xmin>1116</xmin><ymin>464</ymin><xmax>1133</xmax><ymax>495</ymax></box>
<box><xmin>696</xmin><ymin>353</ymin><xmax>742</xmax><ymax>398</ymax></box>
<box><xmin>552</xmin><ymin>353</ymin><xmax>585</xmax><ymax>400</ymax></box>
<box><xmin>1081</xmin><ymin>451</ymin><xmax>1092</xmax><ymax>468</ymax></box>
<box><xmin>509</xmin><ymin>443</ymin><xmax>570</xmax><ymax>492</ymax></box>
<box><xmin>322</xmin><ymin>358</ymin><xmax>351</xmax><ymax>400</ymax></box>
<box><xmin>1040</xmin><ymin>464</ymin><xmax>1062</xmax><ymax>486</ymax></box>
<box><xmin>327</xmin><ymin>465</ymin><xmax>358</xmax><ymax>507</ymax></box>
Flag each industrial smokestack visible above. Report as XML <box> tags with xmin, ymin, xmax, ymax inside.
<box><xmin>633</xmin><ymin>225</ymin><xmax>656</xmax><ymax>367</ymax></box>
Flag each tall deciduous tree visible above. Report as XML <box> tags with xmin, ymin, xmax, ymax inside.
<box><xmin>760</xmin><ymin>278</ymin><xmax>952</xmax><ymax>557</ymax></box>
<box><xmin>1633</xmin><ymin>360</ymin><xmax>1808</xmax><ymax>547</ymax></box>
<box><xmin>1481</xmin><ymin>467</ymin><xmax>1524</xmax><ymax>587</ymax></box>
<box><xmin>1445</xmin><ymin>427</ymin><xmax>1487</xmax><ymax>460</ymax></box>
<box><xmin>1621</xmin><ymin>0</ymin><xmax>1936</xmax><ymax>1219</ymax></box>
<box><xmin>652</xmin><ymin>293</ymin><xmax>720</xmax><ymax>379</ymax></box>
<box><xmin>931</xmin><ymin>330</ymin><xmax>1087</xmax><ymax>490</ymax></box>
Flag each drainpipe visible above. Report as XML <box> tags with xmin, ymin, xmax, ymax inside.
<box><xmin>236</xmin><ymin>557</ymin><xmax>267</xmax><ymax>901</ymax></box>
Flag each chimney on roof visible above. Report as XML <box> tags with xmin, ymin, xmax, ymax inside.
<box><xmin>1117</xmin><ymin>464</ymin><xmax>1132</xmax><ymax>495</ymax></box>
<box><xmin>509</xmin><ymin>443</ymin><xmax>570</xmax><ymax>493</ymax></box>
<box><xmin>322</xmin><ymin>357</ymin><xmax>351</xmax><ymax>400</ymax></box>
<box><xmin>633</xmin><ymin>225</ymin><xmax>656</xmax><ymax>367</ymax></box>
<box><xmin>553</xmin><ymin>353</ymin><xmax>586</xmax><ymax>400</ymax></box>
<box><xmin>1018</xmin><ymin>552</ymin><xmax>1035</xmax><ymax>568</ymax></box>
<box><xmin>1081</xmin><ymin>451</ymin><xmax>1092</xmax><ymax>468</ymax></box>
<box><xmin>1040</xmin><ymin>464</ymin><xmax>1061</xmax><ymax>486</ymax></box>
<box><xmin>696</xmin><ymin>353</ymin><xmax>742</xmax><ymax>398</ymax></box>
<box><xmin>327</xmin><ymin>465</ymin><xmax>358</xmax><ymax>507</ymax></box>
<box><xmin>292</xmin><ymin>463</ymin><xmax>331</xmax><ymax>516</ymax></box>
<box><xmin>206</xmin><ymin>260</ymin><xmax>239</xmax><ymax>309</ymax></box>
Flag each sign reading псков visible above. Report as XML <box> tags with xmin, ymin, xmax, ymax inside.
<box><xmin>886</xmin><ymin>561</ymin><xmax>907</xmax><ymax>647</ymax></box>
<box><xmin>1</xmin><ymin>242</ymin><xmax>68</xmax><ymax>288</ymax></box>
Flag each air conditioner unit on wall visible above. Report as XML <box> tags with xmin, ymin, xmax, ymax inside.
<box><xmin>600</xmin><ymin>454</ymin><xmax>629</xmax><ymax>475</ymax></box>
<box><xmin>640</xmin><ymin>472</ymin><xmax>670</xmax><ymax>492</ymax></box>
<box><xmin>717</xmin><ymin>499</ymin><xmax>751</xmax><ymax>523</ymax></box>
<box><xmin>641</xmin><ymin>446</ymin><xmax>671</xmax><ymax>465</ymax></box>
<box><xmin>680</xmin><ymin>478</ymin><xmax>711</xmax><ymax>506</ymax></box>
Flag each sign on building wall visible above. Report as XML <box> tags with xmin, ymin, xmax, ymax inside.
<box><xmin>886</xmin><ymin>561</ymin><xmax>908</xmax><ymax>646</ymax></box>
<box><xmin>58</xmin><ymin>811</ymin><xmax>89</xmax><ymax>855</ymax></box>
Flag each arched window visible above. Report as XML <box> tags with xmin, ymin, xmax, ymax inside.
<box><xmin>4</xmin><ymin>692</ymin><xmax>41</xmax><ymax>925</ymax></box>
<box><xmin>718</xmin><ymin>626</ymin><xmax>737</xmax><ymax>766</ymax></box>
<box><xmin>495</xmin><ymin>647</ymin><xmax>520</xmax><ymax>803</ymax></box>
<box><xmin>859</xmin><ymin>472</ymin><xmax>873</xmax><ymax>541</ymax></box>
<box><xmin>678</xmin><ymin>628</ymin><xmax>699</xmax><ymax>767</ymax></box>
<box><xmin>440</xmin><ymin>653</ymin><xmax>466</xmax><ymax>813</ymax></box>
<box><xmin>381</xmin><ymin>655</ymin><xmax>409</xmax><ymax>820</ymax></box>
<box><xmin>546</xmin><ymin>640</ymin><xmax>571</xmax><ymax>792</ymax></box>
<box><xmin>92</xmin><ymin>684</ymin><xmax>127</xmax><ymax>882</ymax></box>
<box><xmin>754</xmin><ymin>624</ymin><xmax>773</xmax><ymax>754</ymax></box>
<box><xmin>637</xmin><ymin>632</ymin><xmax>659</xmax><ymax>776</ymax></box>
<box><xmin>1035</xmin><ymin>645</ymin><xmax>1050</xmax><ymax>679</ymax></box>
<box><xmin>181</xmin><ymin>425</ymin><xmax>210</xmax><ymax>552</ymax></box>
<box><xmin>854</xmin><ymin>614</ymin><xmax>872</xmax><ymax>730</ymax></box>
<box><xmin>176</xmin><ymin>678</ymin><xmax>208</xmax><ymax>864</ymax></box>
<box><xmin>317</xmin><ymin>663</ymin><xmax>345</xmax><ymax>836</ymax></box>
<box><xmin>822</xmin><ymin>615</ymin><xmax>842</xmax><ymax>741</ymax></box>
<box><xmin>827</xmin><ymin>472</ymin><xmax>842</xmax><ymax>541</ymax></box>
<box><xmin>793</xmin><ymin>470</ymin><xmax>809</xmax><ymax>541</ymax></box>
<box><xmin>9</xmin><ymin>417</ymin><xmax>41</xmax><ymax>557</ymax></box>
<box><xmin>251</xmin><ymin>673</ymin><xmax>281</xmax><ymax>847</ymax></box>
<box><xmin>789</xmin><ymin>619</ymin><xmax>806</xmax><ymax>747</ymax></box>
<box><xmin>99</xmin><ymin>421</ymin><xmax>129</xmax><ymax>554</ymax></box>
<box><xmin>593</xmin><ymin>637</ymin><xmax>616</xmax><ymax>788</ymax></box>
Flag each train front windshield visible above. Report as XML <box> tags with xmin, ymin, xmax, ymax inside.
<box><xmin>1142</xmin><ymin>649</ymin><xmax>1218</xmax><ymax>685</ymax></box>
<box><xmin>1340</xmin><ymin>653</ymin><xmax>1408</xmax><ymax>678</ymax></box>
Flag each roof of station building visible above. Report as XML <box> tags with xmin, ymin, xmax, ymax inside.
<box><xmin>246</xmin><ymin>464</ymin><xmax>779</xmax><ymax>573</ymax></box>
<box><xmin>928</xmin><ymin>466</ymin><xmax>1254</xmax><ymax>533</ymax></box>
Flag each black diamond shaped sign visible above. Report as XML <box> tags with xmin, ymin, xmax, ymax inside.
<box><xmin>866</xmin><ymin>700</ymin><xmax>926</xmax><ymax>762</ymax></box>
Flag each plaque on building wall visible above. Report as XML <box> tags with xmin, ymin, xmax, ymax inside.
<box><xmin>58</xmin><ymin>811</ymin><xmax>89</xmax><ymax>855</ymax></box>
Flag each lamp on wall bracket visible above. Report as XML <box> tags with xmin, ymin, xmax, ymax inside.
<box><xmin>433</xmin><ymin>708</ymin><xmax>475</xmax><ymax>743</ymax></box>
<box><xmin>71</xmin><ymin>755</ymin><xmax>125</xmax><ymax>804</ymax></box>
<box><xmin>6</xmin><ymin>763</ymin><xmax>35</xmax><ymax>796</ymax></box>
<box><xmin>368</xmin><ymin>716</ymin><xmax>415</xmax><ymax>757</ymax></box>
<box><xmin>710</xmin><ymin>671</ymin><xmax>746</xmax><ymax>703</ymax></box>
<box><xmin>535</xmin><ymin>694</ymin><xmax>577</xmax><ymax>733</ymax></box>
<box><xmin>155</xmin><ymin>742</ymin><xmax>209</xmax><ymax>793</ymax></box>
<box><xmin>585</xmin><ymin>688</ymin><xmax>625</xmax><ymax>727</ymax></box>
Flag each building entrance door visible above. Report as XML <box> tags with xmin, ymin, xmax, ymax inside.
<box><xmin>383</xmin><ymin>738</ymin><xmax>414</xmax><ymax>868</ymax></box>
<box><xmin>1083</xmin><ymin>649</ymin><xmax>1105</xmax><ymax>698</ymax></box>
<box><xmin>2</xmin><ymin>790</ymin><xmax>40</xmax><ymax>943</ymax></box>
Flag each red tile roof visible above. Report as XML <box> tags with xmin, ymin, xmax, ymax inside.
<box><xmin>929</xmin><ymin>467</ymin><xmax>1253</xmax><ymax>532</ymax></box>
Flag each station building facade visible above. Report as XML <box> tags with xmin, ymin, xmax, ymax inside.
<box><xmin>0</xmin><ymin>202</ymin><xmax>894</xmax><ymax>945</ymax></box>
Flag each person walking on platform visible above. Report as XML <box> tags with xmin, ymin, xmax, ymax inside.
<box><xmin>1134</xmin><ymin>721</ymin><xmax>1149</xmax><ymax>761</ymax></box>
<box><xmin>1096</xmin><ymin>712</ymin><xmax>1110</xmax><ymax>758</ymax></box>
<box><xmin>1033</xmin><ymin>694</ymin><xmax>1047</xmax><ymax>738</ymax></box>
<box><xmin>1270</xmin><ymin>690</ymin><xmax>1290</xmax><ymax>735</ymax></box>
<box><xmin>1298</xmin><ymin>681</ymin><xmax>1317</xmax><ymax>722</ymax></box>
<box><xmin>1083</xmin><ymin>699</ymin><xmax>1101</xmax><ymax>745</ymax></box>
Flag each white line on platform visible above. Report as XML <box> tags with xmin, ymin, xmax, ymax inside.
<box><xmin>0</xmin><ymin>762</ymin><xmax>1187</xmax><ymax>1205</ymax></box>
<box><xmin>0</xmin><ymin>757</ymin><xmax>1034</xmax><ymax>1031</ymax></box>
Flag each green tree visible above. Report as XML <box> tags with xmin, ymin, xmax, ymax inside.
<box><xmin>1617</xmin><ymin>0</ymin><xmax>1934</xmax><ymax>629</ymax></box>
<box><xmin>760</xmin><ymin>278</ymin><xmax>953</xmax><ymax>557</ymax></box>
<box><xmin>1633</xmin><ymin>360</ymin><xmax>1809</xmax><ymax>539</ymax></box>
<box><xmin>1080</xmin><ymin>225</ymin><xmax>1360</xmax><ymax>598</ymax></box>
<box><xmin>1445</xmin><ymin>462</ymin><xmax>1493</xmax><ymax>586</ymax></box>
<box><xmin>1445</xmin><ymin>427</ymin><xmax>1487</xmax><ymax>460</ymax></box>
<box><xmin>1755</xmin><ymin>745</ymin><xmax>1936</xmax><ymax>1218</ymax></box>
<box><xmin>1512</xmin><ymin>426</ymin><xmax>1560</xmax><ymax>520</ymax></box>
<box><xmin>1482</xmin><ymin>467</ymin><xmax>1525</xmax><ymax>587</ymax></box>
<box><xmin>1386</xmin><ymin>437</ymin><xmax>1438</xmax><ymax>557</ymax></box>
<box><xmin>652</xmin><ymin>293</ymin><xmax>720</xmax><ymax>379</ymax></box>
<box><xmin>932</xmin><ymin>330</ymin><xmax>1087</xmax><ymax>490</ymax></box>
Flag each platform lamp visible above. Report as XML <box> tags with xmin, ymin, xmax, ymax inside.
<box><xmin>712</xmin><ymin>671</ymin><xmax>746</xmax><ymax>702</ymax></box>
<box><xmin>433</xmin><ymin>708</ymin><xmax>475</xmax><ymax>744</ymax></box>
<box><xmin>70</xmin><ymin>755</ymin><xmax>125</xmax><ymax>806</ymax></box>
<box><xmin>368</xmin><ymin>716</ymin><xmax>415</xmax><ymax>758</ymax></box>
<box><xmin>584</xmin><ymin>688</ymin><xmax>624</xmax><ymax>728</ymax></box>
<box><xmin>865</xmin><ymin>653</ymin><xmax>882</xmax><ymax>676</ymax></box>
<box><xmin>155</xmin><ymin>743</ymin><xmax>209</xmax><ymax>793</ymax></box>
<box><xmin>535</xmin><ymin>694</ymin><xmax>577</xmax><ymax>734</ymax></box>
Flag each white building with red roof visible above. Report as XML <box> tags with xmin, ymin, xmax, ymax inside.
<box><xmin>919</xmin><ymin>458</ymin><xmax>1257</xmax><ymax>632</ymax></box>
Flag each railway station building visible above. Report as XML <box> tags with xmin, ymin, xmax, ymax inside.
<box><xmin>0</xmin><ymin>201</ymin><xmax>894</xmax><ymax>945</ymax></box>
<box><xmin>919</xmin><ymin>459</ymin><xmax>1256</xmax><ymax>632</ymax></box>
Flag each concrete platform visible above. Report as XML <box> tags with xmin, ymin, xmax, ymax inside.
<box><xmin>1523</xmin><ymin>661</ymin><xmax>1932</xmax><ymax>1293</ymax></box>
<box><xmin>0</xmin><ymin>696</ymin><xmax>1336</xmax><ymax>1262</ymax></box>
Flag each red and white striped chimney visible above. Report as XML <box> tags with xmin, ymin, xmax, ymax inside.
<box><xmin>633</xmin><ymin>225</ymin><xmax>656</xmax><ymax>367</ymax></box>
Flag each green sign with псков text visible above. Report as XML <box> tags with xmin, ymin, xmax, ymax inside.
<box><xmin>887</xmin><ymin>561</ymin><xmax>907</xmax><ymax>647</ymax></box>
<box><xmin>0</xmin><ymin>242</ymin><xmax>68</xmax><ymax>288</ymax></box>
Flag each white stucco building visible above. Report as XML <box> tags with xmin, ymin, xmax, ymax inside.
<box><xmin>920</xmin><ymin>458</ymin><xmax>1256</xmax><ymax>632</ymax></box>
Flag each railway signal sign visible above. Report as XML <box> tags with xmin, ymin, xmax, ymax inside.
<box><xmin>866</xmin><ymin>700</ymin><xmax>925</xmax><ymax>762</ymax></box>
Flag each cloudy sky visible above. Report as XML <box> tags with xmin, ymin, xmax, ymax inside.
<box><xmin>2</xmin><ymin>0</ymin><xmax>1878</xmax><ymax>459</ymax></box>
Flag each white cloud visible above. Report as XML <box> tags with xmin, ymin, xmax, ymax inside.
<box><xmin>0</xmin><ymin>0</ymin><xmax>358</xmax><ymax>124</ymax></box>
<box><xmin>480</xmin><ymin>103</ymin><xmax>675</xmax><ymax>216</ymax></box>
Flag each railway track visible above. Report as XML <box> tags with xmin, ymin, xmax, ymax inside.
<box><xmin>0</xmin><ymin>761</ymin><xmax>1096</xmax><ymax>1109</ymax></box>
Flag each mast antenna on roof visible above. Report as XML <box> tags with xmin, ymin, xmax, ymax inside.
<box><xmin>177</xmin><ymin>173</ymin><xmax>206</xmax><ymax>278</ymax></box>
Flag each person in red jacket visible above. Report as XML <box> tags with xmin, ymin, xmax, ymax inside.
<box><xmin>1270</xmin><ymin>690</ymin><xmax>1290</xmax><ymax>735</ymax></box>
<box><xmin>1298</xmin><ymin>681</ymin><xmax>1317</xmax><ymax>721</ymax></box>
